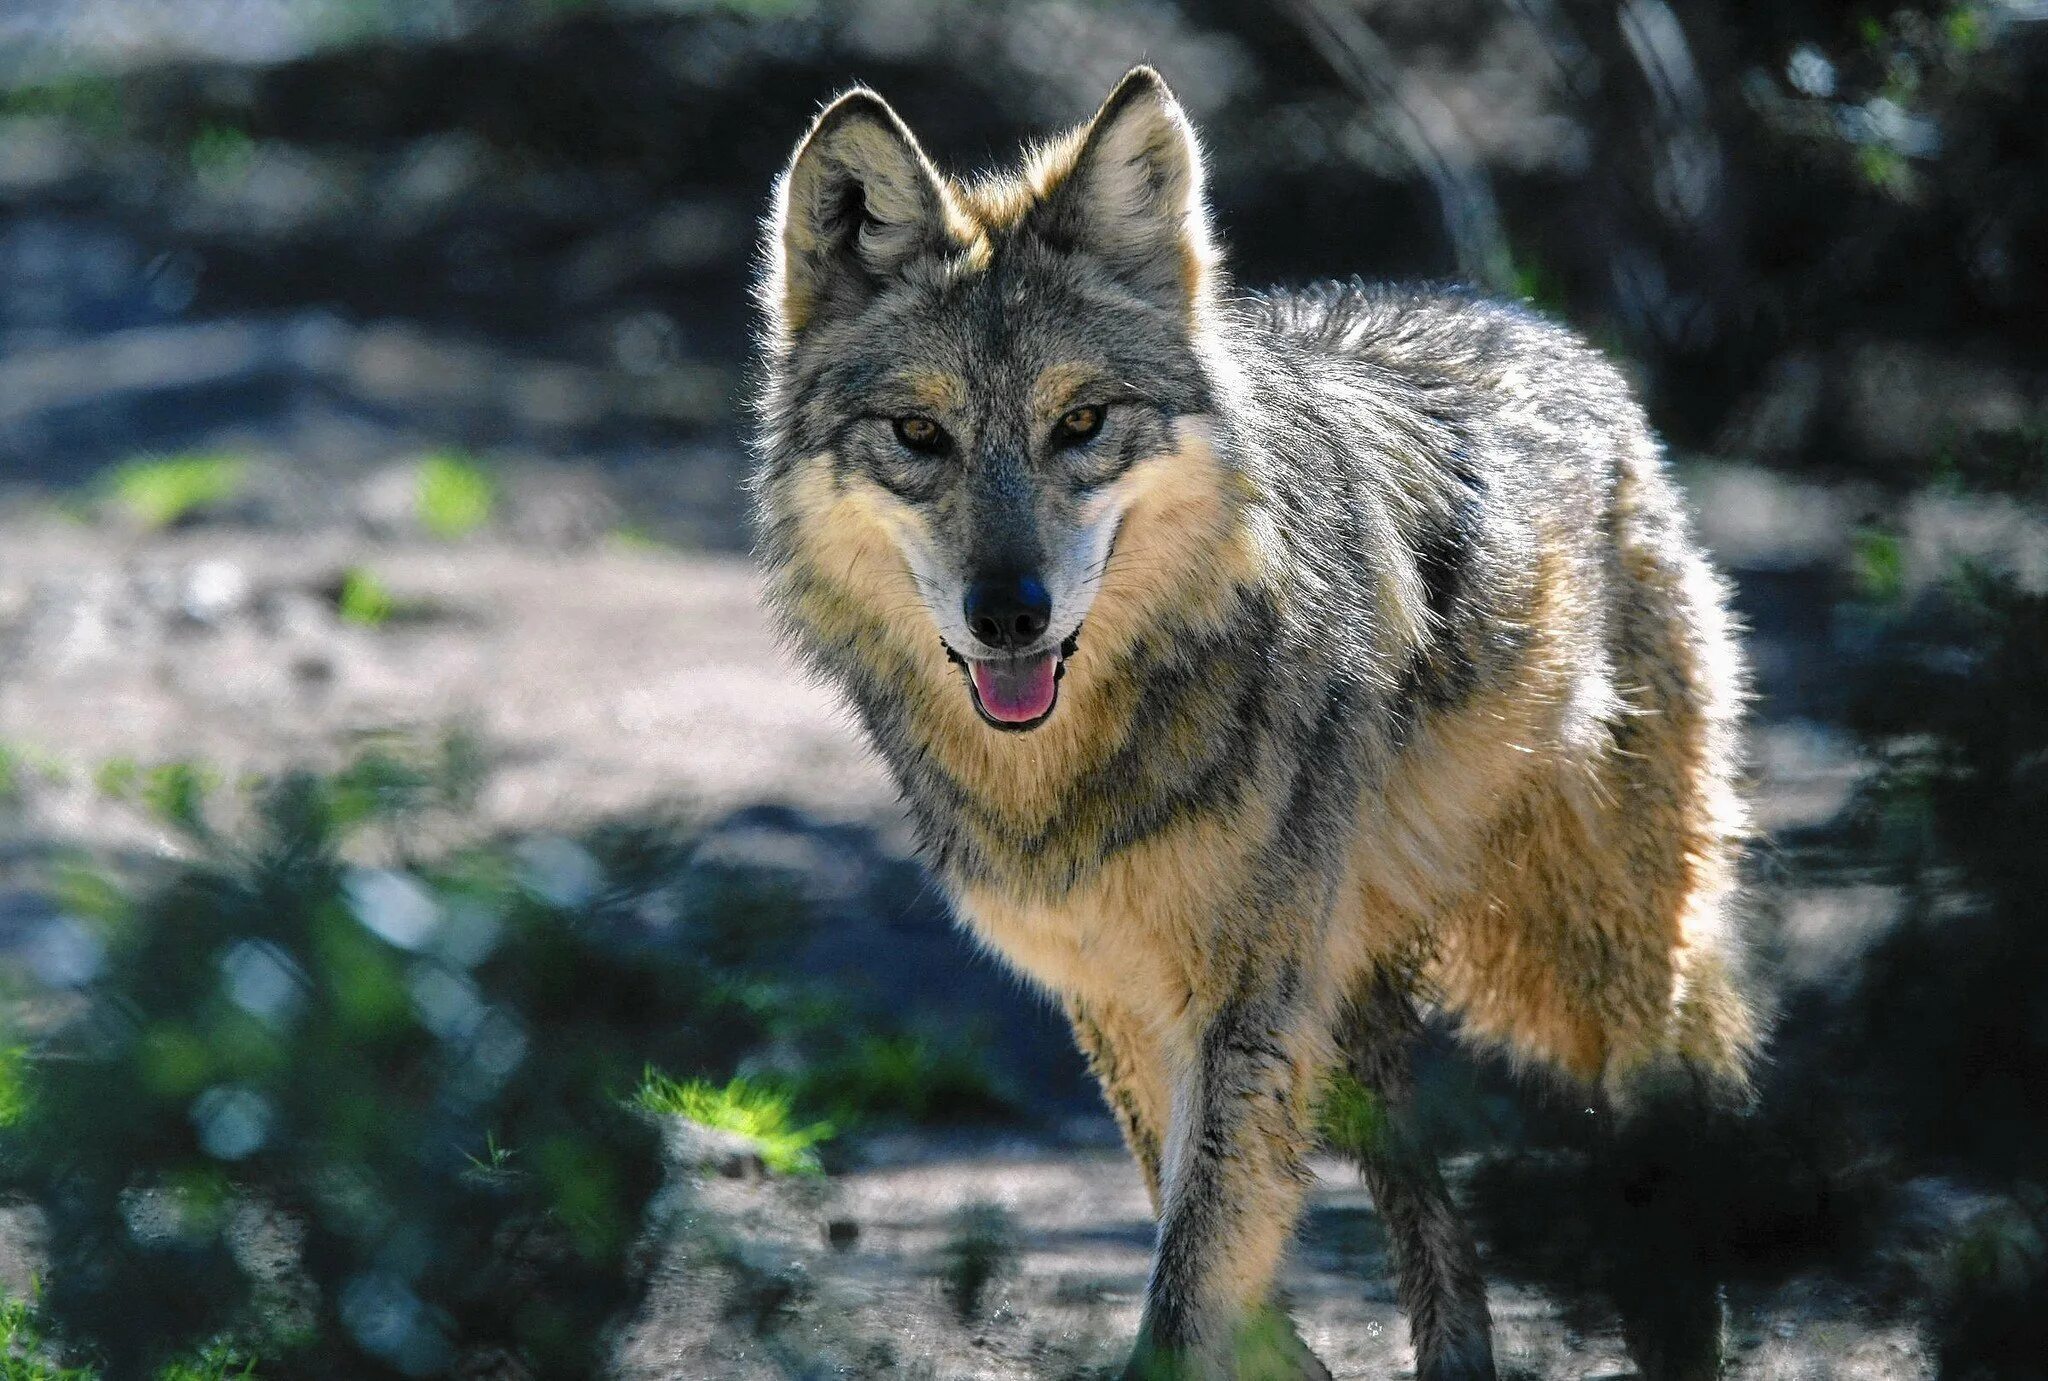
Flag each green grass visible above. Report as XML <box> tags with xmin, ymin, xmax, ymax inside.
<box><xmin>462</xmin><ymin>1130</ymin><xmax>519</xmax><ymax>1183</ymax></box>
<box><xmin>0</xmin><ymin>1294</ymin><xmax>255</xmax><ymax>1380</ymax></box>
<box><xmin>91</xmin><ymin>758</ymin><xmax>137</xmax><ymax>800</ymax></box>
<box><xmin>4</xmin><ymin>746</ymin><xmax>783</xmax><ymax>1372</ymax></box>
<box><xmin>157</xmin><ymin>1348</ymin><xmax>257</xmax><ymax>1381</ymax></box>
<box><xmin>414</xmin><ymin>452</ymin><xmax>496</xmax><ymax>539</ymax></box>
<box><xmin>0</xmin><ymin>1048</ymin><xmax>29</xmax><ymax>1131</ymax></box>
<box><xmin>98</xmin><ymin>455</ymin><xmax>246</xmax><ymax>530</ymax></box>
<box><xmin>1856</xmin><ymin>143</ymin><xmax>1911</xmax><ymax>195</ymax></box>
<box><xmin>634</xmin><ymin>1071</ymin><xmax>833</xmax><ymax>1175</ymax></box>
<box><xmin>0</xmin><ymin>1295</ymin><xmax>89</xmax><ymax>1381</ymax></box>
<box><xmin>1946</xmin><ymin>4</ymin><xmax>1985</xmax><ymax>53</ymax></box>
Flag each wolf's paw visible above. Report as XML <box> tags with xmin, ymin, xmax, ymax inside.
<box><xmin>1415</xmin><ymin>1339</ymin><xmax>1500</xmax><ymax>1381</ymax></box>
<box><xmin>1120</xmin><ymin>1306</ymin><xmax>1333</xmax><ymax>1381</ymax></box>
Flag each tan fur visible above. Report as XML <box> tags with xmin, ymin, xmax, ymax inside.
<box><xmin>773</xmin><ymin>419</ymin><xmax>1260</xmax><ymax>850</ymax></box>
<box><xmin>1068</xmin><ymin>996</ymin><xmax>1170</xmax><ymax>1209</ymax></box>
<box><xmin>901</xmin><ymin>368</ymin><xmax>968</xmax><ymax>415</ymax></box>
<box><xmin>1030</xmin><ymin>361</ymin><xmax>1105</xmax><ymax>419</ymax></box>
<box><xmin>782</xmin><ymin>388</ymin><xmax>1753</xmax><ymax>1141</ymax></box>
<box><xmin>768</xmin><ymin>92</ymin><xmax>987</xmax><ymax>338</ymax></box>
<box><xmin>953</xmin><ymin>71</ymin><xmax>1216</xmax><ymax>312</ymax></box>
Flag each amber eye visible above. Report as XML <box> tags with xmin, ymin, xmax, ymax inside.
<box><xmin>891</xmin><ymin>415</ymin><xmax>950</xmax><ymax>454</ymax></box>
<box><xmin>1056</xmin><ymin>404</ymin><xmax>1105</xmax><ymax>445</ymax></box>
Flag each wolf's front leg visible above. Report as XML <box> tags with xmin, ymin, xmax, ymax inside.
<box><xmin>1340</xmin><ymin>970</ymin><xmax>1496</xmax><ymax>1381</ymax></box>
<box><xmin>1067</xmin><ymin>996</ymin><xmax>1169</xmax><ymax>1212</ymax></box>
<box><xmin>1123</xmin><ymin>963</ymin><xmax>1331</xmax><ymax>1381</ymax></box>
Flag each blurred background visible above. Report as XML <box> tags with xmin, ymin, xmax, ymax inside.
<box><xmin>0</xmin><ymin>0</ymin><xmax>2044</xmax><ymax>1377</ymax></box>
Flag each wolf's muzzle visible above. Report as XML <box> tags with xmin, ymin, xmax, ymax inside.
<box><xmin>963</xmin><ymin>573</ymin><xmax>1051</xmax><ymax>652</ymax></box>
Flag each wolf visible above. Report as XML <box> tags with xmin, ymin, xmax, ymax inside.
<box><xmin>751</xmin><ymin>66</ymin><xmax>1760</xmax><ymax>1381</ymax></box>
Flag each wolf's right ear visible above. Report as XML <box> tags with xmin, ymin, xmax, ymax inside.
<box><xmin>1027</xmin><ymin>67</ymin><xmax>1216</xmax><ymax>315</ymax></box>
<box><xmin>767</xmin><ymin>91</ymin><xmax>956</xmax><ymax>342</ymax></box>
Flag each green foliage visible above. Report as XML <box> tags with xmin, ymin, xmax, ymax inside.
<box><xmin>188</xmin><ymin>126</ymin><xmax>255</xmax><ymax>191</ymax></box>
<box><xmin>1506</xmin><ymin>251</ymin><xmax>1566</xmax><ymax>315</ymax></box>
<box><xmin>0</xmin><ymin>746</ymin><xmax>822</xmax><ymax>1378</ymax></box>
<box><xmin>0</xmin><ymin>1295</ymin><xmax>93</xmax><ymax>1381</ymax></box>
<box><xmin>1842</xmin><ymin>423</ymin><xmax>2048</xmax><ymax>1177</ymax></box>
<box><xmin>1229</xmin><ymin>1304</ymin><xmax>1328</xmax><ymax>1381</ymax></box>
<box><xmin>413</xmin><ymin>454</ymin><xmax>496</xmax><ymax>540</ymax></box>
<box><xmin>1854</xmin><ymin>144</ymin><xmax>1911</xmax><ymax>196</ymax></box>
<box><xmin>156</xmin><ymin>1347</ymin><xmax>258</xmax><ymax>1381</ymax></box>
<box><xmin>335</xmin><ymin>568</ymin><xmax>396</xmax><ymax>626</ymax></box>
<box><xmin>0</xmin><ymin>1048</ymin><xmax>30</xmax><ymax>1131</ymax></box>
<box><xmin>97</xmin><ymin>456</ymin><xmax>246</xmax><ymax>530</ymax></box>
<box><xmin>634</xmin><ymin>1073</ymin><xmax>832</xmax><ymax>1175</ymax></box>
<box><xmin>140</xmin><ymin>764</ymin><xmax>218</xmax><ymax>837</ymax></box>
<box><xmin>936</xmin><ymin>1202</ymin><xmax>1016</xmax><ymax>1322</ymax></box>
<box><xmin>1930</xmin><ymin>1193</ymin><xmax>2048</xmax><ymax>1379</ymax></box>
<box><xmin>0</xmin><ymin>75</ymin><xmax>123</xmax><ymax>138</ymax></box>
<box><xmin>1944</xmin><ymin>4</ymin><xmax>1986</xmax><ymax>53</ymax></box>
<box><xmin>792</xmin><ymin>1032</ymin><xmax>1014</xmax><ymax>1127</ymax></box>
<box><xmin>94</xmin><ymin>760</ymin><xmax>220</xmax><ymax>837</ymax></box>
<box><xmin>0</xmin><ymin>1293</ymin><xmax>257</xmax><ymax>1380</ymax></box>
<box><xmin>325</xmin><ymin>729</ymin><xmax>486</xmax><ymax>825</ymax></box>
<box><xmin>604</xmin><ymin>525</ymin><xmax>674</xmax><ymax>553</ymax></box>
<box><xmin>90</xmin><ymin>759</ymin><xmax>136</xmax><ymax>801</ymax></box>
<box><xmin>1849</xmin><ymin>526</ymin><xmax>1906</xmax><ymax>604</ymax></box>
<box><xmin>0</xmin><ymin>744</ymin><xmax>68</xmax><ymax>808</ymax></box>
<box><xmin>1931</xmin><ymin>423</ymin><xmax>2048</xmax><ymax>502</ymax></box>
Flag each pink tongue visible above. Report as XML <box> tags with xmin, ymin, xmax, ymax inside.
<box><xmin>970</xmin><ymin>653</ymin><xmax>1059</xmax><ymax>724</ymax></box>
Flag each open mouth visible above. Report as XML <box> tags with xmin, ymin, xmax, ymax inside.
<box><xmin>944</xmin><ymin>630</ymin><xmax>1081</xmax><ymax>733</ymax></box>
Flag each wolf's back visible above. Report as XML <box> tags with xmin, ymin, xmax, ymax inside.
<box><xmin>1229</xmin><ymin>281</ymin><xmax>1756</xmax><ymax>1091</ymax></box>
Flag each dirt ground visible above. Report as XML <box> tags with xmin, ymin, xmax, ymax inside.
<box><xmin>624</xmin><ymin>1143</ymin><xmax>1934</xmax><ymax>1380</ymax></box>
<box><xmin>0</xmin><ymin>467</ymin><xmax>1952</xmax><ymax>1377</ymax></box>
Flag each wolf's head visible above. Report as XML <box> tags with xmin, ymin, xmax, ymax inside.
<box><xmin>755</xmin><ymin>68</ymin><xmax>1235</xmax><ymax>735</ymax></box>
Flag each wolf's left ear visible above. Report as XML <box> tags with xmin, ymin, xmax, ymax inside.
<box><xmin>768</xmin><ymin>89</ymin><xmax>957</xmax><ymax>340</ymax></box>
<box><xmin>1030</xmin><ymin>67</ymin><xmax>1216</xmax><ymax>314</ymax></box>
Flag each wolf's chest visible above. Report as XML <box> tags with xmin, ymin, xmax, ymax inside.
<box><xmin>886</xmin><ymin>700</ymin><xmax>1272</xmax><ymax>902</ymax></box>
<box><xmin>945</xmin><ymin>804</ymin><xmax>1271</xmax><ymax>1015</ymax></box>
<box><xmin>950</xmin><ymin>882</ymin><xmax>1192</xmax><ymax>1018</ymax></box>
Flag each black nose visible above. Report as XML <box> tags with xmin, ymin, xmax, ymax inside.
<box><xmin>963</xmin><ymin>574</ymin><xmax>1051</xmax><ymax>651</ymax></box>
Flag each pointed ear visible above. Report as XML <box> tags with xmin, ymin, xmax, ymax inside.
<box><xmin>767</xmin><ymin>89</ymin><xmax>957</xmax><ymax>339</ymax></box>
<box><xmin>1029</xmin><ymin>67</ymin><xmax>1216</xmax><ymax>313</ymax></box>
